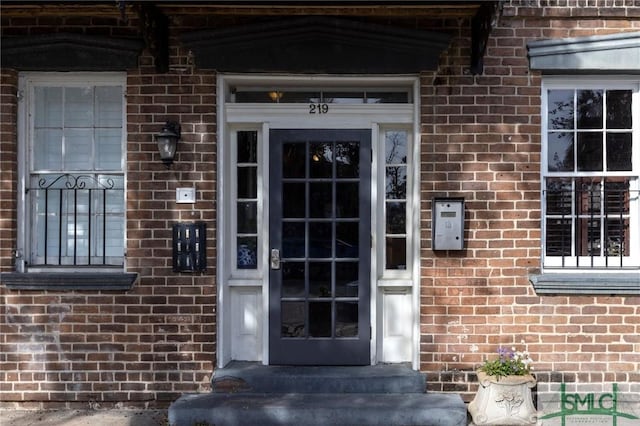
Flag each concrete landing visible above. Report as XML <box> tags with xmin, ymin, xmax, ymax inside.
<box><xmin>168</xmin><ymin>362</ymin><xmax>467</xmax><ymax>426</ymax></box>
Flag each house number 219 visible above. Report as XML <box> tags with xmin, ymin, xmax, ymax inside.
<box><xmin>309</xmin><ymin>103</ymin><xmax>329</xmax><ymax>114</ymax></box>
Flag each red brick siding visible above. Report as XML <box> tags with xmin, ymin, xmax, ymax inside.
<box><xmin>420</xmin><ymin>4</ymin><xmax>640</xmax><ymax>401</ymax></box>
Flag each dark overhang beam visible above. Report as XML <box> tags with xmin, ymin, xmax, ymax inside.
<box><xmin>136</xmin><ymin>3</ymin><xmax>170</xmax><ymax>73</ymax></box>
<box><xmin>470</xmin><ymin>1</ymin><xmax>502</xmax><ymax>75</ymax></box>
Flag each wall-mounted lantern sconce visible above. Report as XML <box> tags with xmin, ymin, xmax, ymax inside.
<box><xmin>155</xmin><ymin>121</ymin><xmax>181</xmax><ymax>168</ymax></box>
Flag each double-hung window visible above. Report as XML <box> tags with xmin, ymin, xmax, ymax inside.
<box><xmin>542</xmin><ymin>78</ymin><xmax>639</xmax><ymax>270</ymax></box>
<box><xmin>17</xmin><ymin>73</ymin><xmax>126</xmax><ymax>274</ymax></box>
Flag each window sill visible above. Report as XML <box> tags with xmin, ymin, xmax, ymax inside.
<box><xmin>0</xmin><ymin>272</ymin><xmax>138</xmax><ymax>291</ymax></box>
<box><xmin>530</xmin><ymin>272</ymin><xmax>640</xmax><ymax>295</ymax></box>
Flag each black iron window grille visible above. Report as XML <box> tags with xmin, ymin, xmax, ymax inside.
<box><xmin>544</xmin><ymin>177</ymin><xmax>637</xmax><ymax>268</ymax></box>
<box><xmin>27</xmin><ymin>173</ymin><xmax>125</xmax><ymax>267</ymax></box>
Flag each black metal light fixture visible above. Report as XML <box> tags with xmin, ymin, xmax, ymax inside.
<box><xmin>155</xmin><ymin>121</ymin><xmax>181</xmax><ymax>168</ymax></box>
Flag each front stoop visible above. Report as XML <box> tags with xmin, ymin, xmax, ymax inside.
<box><xmin>168</xmin><ymin>362</ymin><xmax>467</xmax><ymax>426</ymax></box>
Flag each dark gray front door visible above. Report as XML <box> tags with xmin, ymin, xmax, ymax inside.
<box><xmin>269</xmin><ymin>129</ymin><xmax>371</xmax><ymax>365</ymax></box>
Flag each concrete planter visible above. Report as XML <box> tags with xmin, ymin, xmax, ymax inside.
<box><xmin>468</xmin><ymin>371</ymin><xmax>537</xmax><ymax>425</ymax></box>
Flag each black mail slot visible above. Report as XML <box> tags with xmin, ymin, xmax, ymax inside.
<box><xmin>172</xmin><ymin>222</ymin><xmax>207</xmax><ymax>272</ymax></box>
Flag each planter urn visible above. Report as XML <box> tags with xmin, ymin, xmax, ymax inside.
<box><xmin>468</xmin><ymin>371</ymin><xmax>537</xmax><ymax>425</ymax></box>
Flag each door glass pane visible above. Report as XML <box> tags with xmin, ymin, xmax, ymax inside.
<box><xmin>310</xmin><ymin>183</ymin><xmax>332</xmax><ymax>218</ymax></box>
<box><xmin>336</xmin><ymin>222</ymin><xmax>358</xmax><ymax>258</ymax></box>
<box><xmin>283</xmin><ymin>143</ymin><xmax>306</xmax><ymax>178</ymax></box>
<box><xmin>237</xmin><ymin>237</ymin><xmax>257</xmax><ymax>269</ymax></box>
<box><xmin>282</xmin><ymin>301</ymin><xmax>305</xmax><ymax>337</ymax></box>
<box><xmin>309</xmin><ymin>302</ymin><xmax>331</xmax><ymax>337</ymax></box>
<box><xmin>309</xmin><ymin>222</ymin><xmax>332</xmax><ymax>258</ymax></box>
<box><xmin>336</xmin><ymin>142</ymin><xmax>359</xmax><ymax>178</ymax></box>
<box><xmin>310</xmin><ymin>143</ymin><xmax>333</xmax><ymax>178</ymax></box>
<box><xmin>309</xmin><ymin>262</ymin><xmax>332</xmax><ymax>298</ymax></box>
<box><xmin>282</xmin><ymin>222</ymin><xmax>305</xmax><ymax>258</ymax></box>
<box><xmin>336</xmin><ymin>182</ymin><xmax>358</xmax><ymax>218</ymax></box>
<box><xmin>283</xmin><ymin>183</ymin><xmax>305</xmax><ymax>218</ymax></box>
<box><xmin>282</xmin><ymin>262</ymin><xmax>305</xmax><ymax>297</ymax></box>
<box><xmin>336</xmin><ymin>262</ymin><xmax>358</xmax><ymax>297</ymax></box>
<box><xmin>336</xmin><ymin>302</ymin><xmax>358</xmax><ymax>337</ymax></box>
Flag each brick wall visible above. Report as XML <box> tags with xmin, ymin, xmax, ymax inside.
<box><xmin>0</xmin><ymin>10</ymin><xmax>217</xmax><ymax>409</ymax></box>
<box><xmin>420</xmin><ymin>3</ymin><xmax>640</xmax><ymax>401</ymax></box>
<box><xmin>1</xmin><ymin>1</ymin><xmax>639</xmax><ymax>409</ymax></box>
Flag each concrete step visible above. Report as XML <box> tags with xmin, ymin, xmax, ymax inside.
<box><xmin>211</xmin><ymin>361</ymin><xmax>428</xmax><ymax>394</ymax></box>
<box><xmin>168</xmin><ymin>392</ymin><xmax>468</xmax><ymax>426</ymax></box>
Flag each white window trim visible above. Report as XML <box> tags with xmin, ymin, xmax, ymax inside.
<box><xmin>533</xmin><ymin>76</ymin><xmax>640</xmax><ymax>295</ymax></box>
<box><xmin>16</xmin><ymin>72</ymin><xmax>128</xmax><ymax>274</ymax></box>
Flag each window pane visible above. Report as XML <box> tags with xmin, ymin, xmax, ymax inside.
<box><xmin>577</xmin><ymin>179</ymin><xmax>601</xmax><ymax>215</ymax></box>
<box><xmin>237</xmin><ymin>237</ymin><xmax>257</xmax><ymax>269</ymax></box>
<box><xmin>545</xmin><ymin>218</ymin><xmax>572</xmax><ymax>256</ymax></box>
<box><xmin>95</xmin><ymin>86</ymin><xmax>122</xmax><ymax>127</ymax></box>
<box><xmin>385</xmin><ymin>237</ymin><xmax>406</xmax><ymax>270</ymax></box>
<box><xmin>34</xmin><ymin>128</ymin><xmax>62</xmax><ymax>170</ymax></box>
<box><xmin>237</xmin><ymin>201</ymin><xmax>257</xmax><ymax>233</ymax></box>
<box><xmin>65</xmin><ymin>128</ymin><xmax>92</xmax><ymax>170</ymax></box>
<box><xmin>606</xmin><ymin>133</ymin><xmax>632</xmax><ymax>171</ymax></box>
<box><xmin>606</xmin><ymin>90</ymin><xmax>632</xmax><ymax>129</ymax></box>
<box><xmin>386</xmin><ymin>201</ymin><xmax>406</xmax><ymax>234</ymax></box>
<box><xmin>577</xmin><ymin>89</ymin><xmax>603</xmax><ymax>129</ymax></box>
<box><xmin>547</xmin><ymin>132</ymin><xmax>574</xmax><ymax>172</ymax></box>
<box><xmin>95</xmin><ymin>128</ymin><xmax>122</xmax><ymax>170</ymax></box>
<box><xmin>545</xmin><ymin>179</ymin><xmax>572</xmax><ymax>215</ymax></box>
<box><xmin>548</xmin><ymin>90</ymin><xmax>574</xmax><ymax>130</ymax></box>
<box><xmin>604</xmin><ymin>179</ymin><xmax>629</xmax><ymax>215</ymax></box>
<box><xmin>386</xmin><ymin>166</ymin><xmax>407</xmax><ymax>199</ymax></box>
<box><xmin>577</xmin><ymin>218</ymin><xmax>601</xmax><ymax>256</ymax></box>
<box><xmin>64</xmin><ymin>87</ymin><xmax>94</xmax><ymax>127</ymax></box>
<box><xmin>385</xmin><ymin>131</ymin><xmax>408</xmax><ymax>163</ymax></box>
<box><xmin>237</xmin><ymin>131</ymin><xmax>257</xmax><ymax>163</ymax></box>
<box><xmin>34</xmin><ymin>87</ymin><xmax>63</xmax><ymax>127</ymax></box>
<box><xmin>323</xmin><ymin>92</ymin><xmax>364</xmax><ymax>104</ymax></box>
<box><xmin>576</xmin><ymin>132</ymin><xmax>603</xmax><ymax>171</ymax></box>
<box><xmin>237</xmin><ymin>166</ymin><xmax>257</xmax><ymax>198</ymax></box>
<box><xmin>605</xmin><ymin>219</ymin><xmax>629</xmax><ymax>256</ymax></box>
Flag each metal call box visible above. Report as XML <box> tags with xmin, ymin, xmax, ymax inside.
<box><xmin>172</xmin><ymin>222</ymin><xmax>207</xmax><ymax>272</ymax></box>
<box><xmin>432</xmin><ymin>198</ymin><xmax>465</xmax><ymax>251</ymax></box>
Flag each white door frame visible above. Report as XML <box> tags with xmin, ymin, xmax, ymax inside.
<box><xmin>216</xmin><ymin>74</ymin><xmax>421</xmax><ymax>369</ymax></box>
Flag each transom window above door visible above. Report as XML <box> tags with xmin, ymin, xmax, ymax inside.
<box><xmin>230</xmin><ymin>88</ymin><xmax>411</xmax><ymax>104</ymax></box>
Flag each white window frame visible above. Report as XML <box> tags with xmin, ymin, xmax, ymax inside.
<box><xmin>541</xmin><ymin>76</ymin><xmax>640</xmax><ymax>271</ymax></box>
<box><xmin>16</xmin><ymin>72</ymin><xmax>127</xmax><ymax>273</ymax></box>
